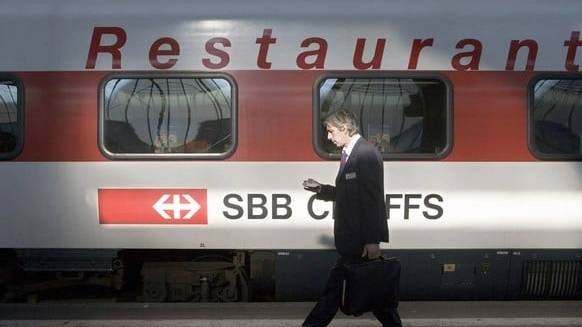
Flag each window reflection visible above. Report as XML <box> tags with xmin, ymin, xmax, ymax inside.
<box><xmin>102</xmin><ymin>77</ymin><xmax>233</xmax><ymax>157</ymax></box>
<box><xmin>0</xmin><ymin>80</ymin><xmax>19</xmax><ymax>156</ymax></box>
<box><xmin>532</xmin><ymin>79</ymin><xmax>582</xmax><ymax>158</ymax></box>
<box><xmin>318</xmin><ymin>77</ymin><xmax>449</xmax><ymax>158</ymax></box>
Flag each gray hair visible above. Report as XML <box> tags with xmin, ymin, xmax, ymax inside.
<box><xmin>323</xmin><ymin>110</ymin><xmax>359</xmax><ymax>136</ymax></box>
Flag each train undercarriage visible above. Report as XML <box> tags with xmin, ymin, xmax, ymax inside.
<box><xmin>1</xmin><ymin>249</ymin><xmax>581</xmax><ymax>302</ymax></box>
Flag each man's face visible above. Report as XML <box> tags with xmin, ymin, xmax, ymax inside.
<box><xmin>326</xmin><ymin>125</ymin><xmax>351</xmax><ymax>148</ymax></box>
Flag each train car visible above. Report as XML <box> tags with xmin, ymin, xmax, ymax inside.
<box><xmin>0</xmin><ymin>0</ymin><xmax>581</xmax><ymax>302</ymax></box>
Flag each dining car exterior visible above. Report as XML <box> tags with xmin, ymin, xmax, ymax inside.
<box><xmin>0</xmin><ymin>0</ymin><xmax>581</xmax><ymax>301</ymax></box>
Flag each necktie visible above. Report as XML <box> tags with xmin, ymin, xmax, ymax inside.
<box><xmin>339</xmin><ymin>149</ymin><xmax>347</xmax><ymax>172</ymax></box>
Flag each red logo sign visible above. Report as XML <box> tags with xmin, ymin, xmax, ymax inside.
<box><xmin>98</xmin><ymin>189</ymin><xmax>207</xmax><ymax>225</ymax></box>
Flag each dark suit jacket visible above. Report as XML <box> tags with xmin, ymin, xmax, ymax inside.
<box><xmin>317</xmin><ymin>137</ymin><xmax>389</xmax><ymax>259</ymax></box>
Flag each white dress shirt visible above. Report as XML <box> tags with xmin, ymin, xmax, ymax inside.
<box><xmin>343</xmin><ymin>134</ymin><xmax>361</xmax><ymax>160</ymax></box>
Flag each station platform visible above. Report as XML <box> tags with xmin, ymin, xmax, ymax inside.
<box><xmin>1</xmin><ymin>301</ymin><xmax>581</xmax><ymax>326</ymax></box>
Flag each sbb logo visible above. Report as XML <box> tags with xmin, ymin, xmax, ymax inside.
<box><xmin>98</xmin><ymin>189</ymin><xmax>207</xmax><ymax>225</ymax></box>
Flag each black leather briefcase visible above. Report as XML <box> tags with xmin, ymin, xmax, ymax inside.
<box><xmin>340</xmin><ymin>257</ymin><xmax>400</xmax><ymax>316</ymax></box>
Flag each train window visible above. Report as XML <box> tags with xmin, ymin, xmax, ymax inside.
<box><xmin>529</xmin><ymin>77</ymin><xmax>582</xmax><ymax>160</ymax></box>
<box><xmin>314</xmin><ymin>75</ymin><xmax>451</xmax><ymax>159</ymax></box>
<box><xmin>0</xmin><ymin>78</ymin><xmax>23</xmax><ymax>159</ymax></box>
<box><xmin>100</xmin><ymin>74</ymin><xmax>236</xmax><ymax>159</ymax></box>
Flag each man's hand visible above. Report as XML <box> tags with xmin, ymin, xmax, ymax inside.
<box><xmin>362</xmin><ymin>243</ymin><xmax>381</xmax><ymax>259</ymax></box>
<box><xmin>302</xmin><ymin>178</ymin><xmax>322</xmax><ymax>193</ymax></box>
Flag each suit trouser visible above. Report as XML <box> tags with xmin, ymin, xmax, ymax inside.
<box><xmin>302</xmin><ymin>261</ymin><xmax>402</xmax><ymax>327</ymax></box>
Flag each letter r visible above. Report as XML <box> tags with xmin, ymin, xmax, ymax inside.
<box><xmin>86</xmin><ymin>27</ymin><xmax>127</xmax><ymax>69</ymax></box>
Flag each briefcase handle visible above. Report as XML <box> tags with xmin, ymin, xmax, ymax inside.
<box><xmin>366</xmin><ymin>256</ymin><xmax>399</xmax><ymax>262</ymax></box>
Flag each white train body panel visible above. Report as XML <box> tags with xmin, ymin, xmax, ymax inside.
<box><xmin>1</xmin><ymin>162</ymin><xmax>581</xmax><ymax>249</ymax></box>
<box><xmin>0</xmin><ymin>0</ymin><xmax>582</xmax><ymax>251</ymax></box>
<box><xmin>0</xmin><ymin>0</ymin><xmax>580</xmax><ymax>71</ymax></box>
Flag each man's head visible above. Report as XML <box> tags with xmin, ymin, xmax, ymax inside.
<box><xmin>323</xmin><ymin>110</ymin><xmax>359</xmax><ymax>148</ymax></box>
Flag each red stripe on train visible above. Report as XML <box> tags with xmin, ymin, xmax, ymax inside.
<box><xmin>13</xmin><ymin>70</ymin><xmax>536</xmax><ymax>162</ymax></box>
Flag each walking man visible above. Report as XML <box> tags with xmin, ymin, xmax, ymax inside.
<box><xmin>302</xmin><ymin>110</ymin><xmax>402</xmax><ymax>327</ymax></box>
